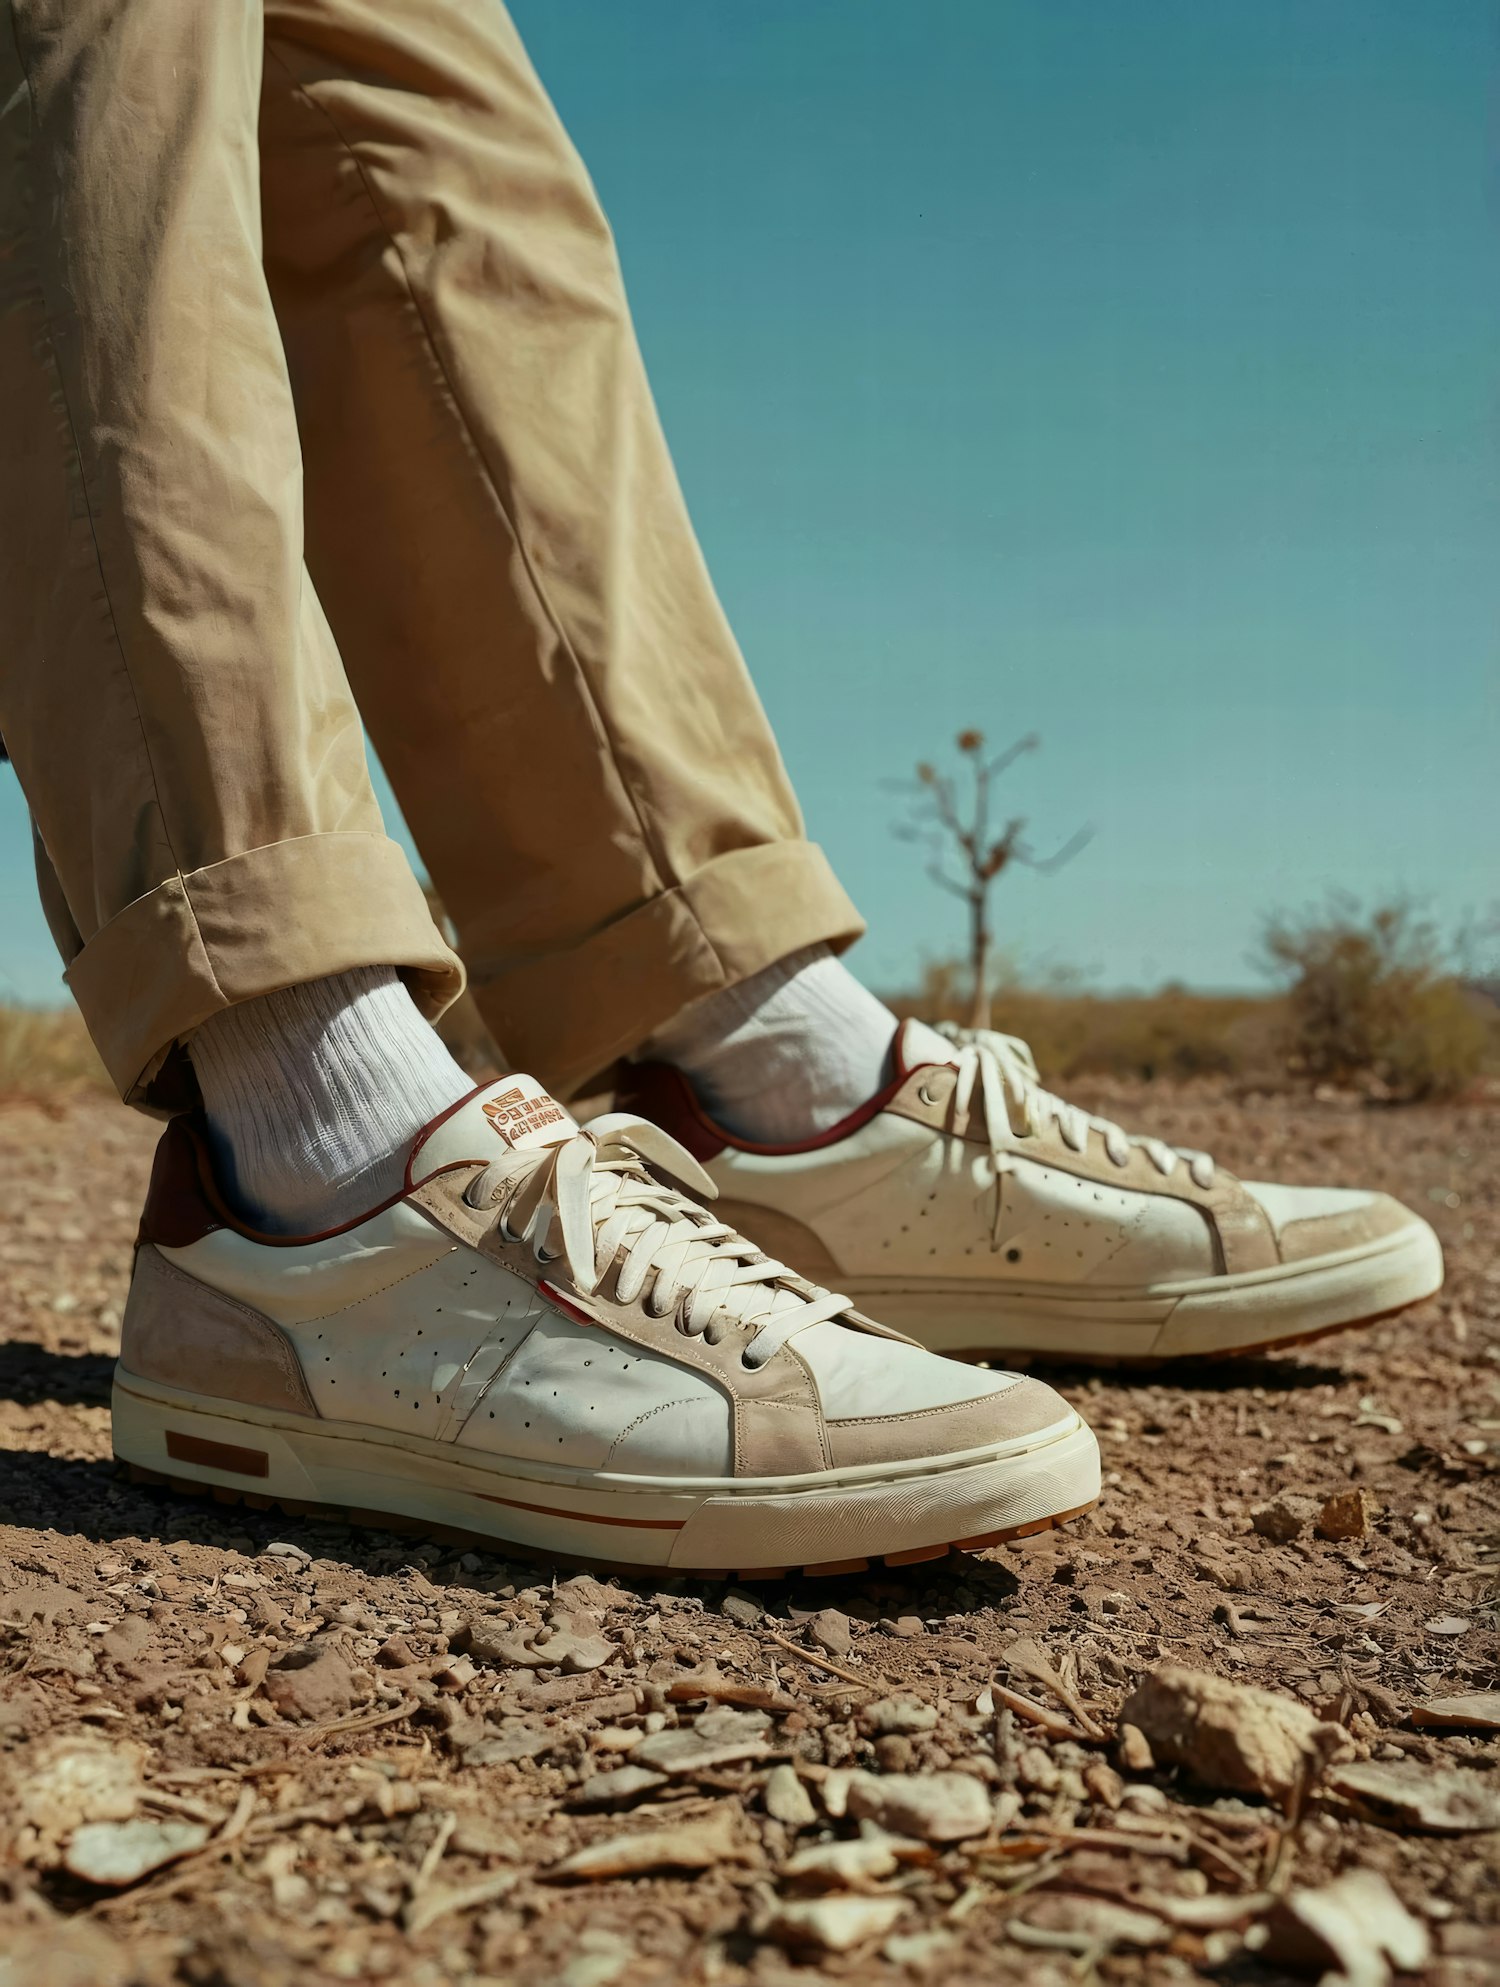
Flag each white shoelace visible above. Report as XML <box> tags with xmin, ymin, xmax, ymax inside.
<box><xmin>461</xmin><ymin>1114</ymin><xmax>852</xmax><ymax>1369</ymax></box>
<box><xmin>931</xmin><ymin>1024</ymin><xmax>1214</xmax><ymax>1244</ymax></box>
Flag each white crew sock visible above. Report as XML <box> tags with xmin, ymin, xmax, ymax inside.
<box><xmin>189</xmin><ymin>967</ymin><xmax>474</xmax><ymax>1235</ymax></box>
<box><xmin>641</xmin><ymin>943</ymin><xmax>898</xmax><ymax>1144</ymax></box>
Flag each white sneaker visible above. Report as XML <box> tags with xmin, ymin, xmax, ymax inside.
<box><xmin>621</xmin><ymin>1022</ymin><xmax>1444</xmax><ymax>1364</ymax></box>
<box><xmin>112</xmin><ymin>1076</ymin><xmax>1099</xmax><ymax>1576</ymax></box>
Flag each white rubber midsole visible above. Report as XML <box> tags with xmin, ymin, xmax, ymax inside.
<box><xmin>111</xmin><ymin>1372</ymin><xmax>1100</xmax><ymax>1571</ymax></box>
<box><xmin>841</xmin><ymin>1220</ymin><xmax>1444</xmax><ymax>1359</ymax></box>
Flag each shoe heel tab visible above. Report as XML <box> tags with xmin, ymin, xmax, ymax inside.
<box><xmin>138</xmin><ymin>1114</ymin><xmax>227</xmax><ymax>1249</ymax></box>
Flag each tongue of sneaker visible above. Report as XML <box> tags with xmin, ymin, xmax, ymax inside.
<box><xmin>407</xmin><ymin>1075</ymin><xmax>578</xmax><ymax>1186</ymax></box>
<box><xmin>897</xmin><ymin>1016</ymin><xmax>961</xmax><ymax>1072</ymax></box>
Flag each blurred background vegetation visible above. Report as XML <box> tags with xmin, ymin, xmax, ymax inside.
<box><xmin>1</xmin><ymin>893</ymin><xmax>1492</xmax><ymax>1108</ymax></box>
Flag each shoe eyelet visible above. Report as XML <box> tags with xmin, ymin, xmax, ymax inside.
<box><xmin>917</xmin><ymin>1081</ymin><xmax>943</xmax><ymax>1107</ymax></box>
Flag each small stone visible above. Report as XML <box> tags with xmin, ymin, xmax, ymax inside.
<box><xmin>806</xmin><ymin>1609</ymin><xmax>852</xmax><ymax>1659</ymax></box>
<box><xmin>859</xmin><ymin>1695</ymin><xmax>938</xmax><ymax>1737</ymax></box>
<box><xmin>463</xmin><ymin>1724</ymin><xmax>555</xmax><ymax>1766</ymax></box>
<box><xmin>262</xmin><ymin>1638</ymin><xmax>364</xmax><ymax>1723</ymax></box>
<box><xmin>1315</xmin><ymin>1487</ymin><xmax>1376</xmax><ymax>1541</ymax></box>
<box><xmin>764</xmin><ymin>1763</ymin><xmax>817</xmax><ymax>1827</ymax></box>
<box><xmin>434</xmin><ymin>1654</ymin><xmax>478</xmax><ymax>1691</ymax></box>
<box><xmin>65</xmin><ymin>1817</ymin><xmax>209</xmax><ymax>1886</ymax></box>
<box><xmin>376</xmin><ymin>1634</ymin><xmax>419</xmax><ymax>1669</ymax></box>
<box><xmin>628</xmin><ymin>1727</ymin><xmax>768</xmax><ymax>1776</ymax></box>
<box><xmin>1120</xmin><ymin>1666</ymin><xmax>1347</xmax><ymax>1807</ymax></box>
<box><xmin>571</xmin><ymin>1764</ymin><xmax>668</xmax><ymax>1809</ymax></box>
<box><xmin>1017</xmin><ymin>1745</ymin><xmax>1060</xmax><ymax>1794</ymax></box>
<box><xmin>1013</xmin><ymin>1894</ymin><xmax>1169</xmax><ymax>1952</ymax></box>
<box><xmin>1424</xmin><ymin>1616</ymin><xmax>1471</xmax><ymax>1638</ymax></box>
<box><xmin>782</xmin><ymin>1837</ymin><xmax>900</xmax><ymax>1891</ymax></box>
<box><xmin>1083</xmin><ymin>1760</ymin><xmax>1125</xmax><ymax>1808</ymax></box>
<box><xmin>880</xmin><ymin>1617</ymin><xmax>926</xmax><ymax>1638</ymax></box>
<box><xmin>1263</xmin><ymin>1868</ymin><xmax>1430</xmax><ymax>1981</ymax></box>
<box><xmin>1410</xmin><ymin>1692</ymin><xmax>1500</xmax><ymax>1733</ymax></box>
<box><xmin>692</xmin><ymin>1704</ymin><xmax>771</xmax><ymax>1744</ymax></box>
<box><xmin>1251</xmin><ymin>1494</ymin><xmax>1319</xmax><ymax>1544</ymax></box>
<box><xmin>263</xmin><ymin>1541</ymin><xmax>311</xmax><ymax>1564</ymax></box>
<box><xmin>763</xmin><ymin>1896</ymin><xmax>909</xmax><ymax>1955</ymax></box>
<box><xmin>1117</xmin><ymin>1722</ymin><xmax>1155</xmax><ymax>1774</ymax></box>
<box><xmin>1325</xmin><ymin>1758</ymin><xmax>1500</xmax><ymax>1834</ymax></box>
<box><xmin>845</xmin><ymin>1770</ymin><xmax>991</xmax><ymax>1843</ymax></box>
<box><xmin>720</xmin><ymin>1590</ymin><xmax>763</xmax><ymax>1626</ymax></box>
<box><xmin>546</xmin><ymin>1803</ymin><xmax>741</xmax><ymax>1879</ymax></box>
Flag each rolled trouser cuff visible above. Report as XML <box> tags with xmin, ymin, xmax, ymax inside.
<box><xmin>65</xmin><ymin>832</ymin><xmax>464</xmax><ymax>1106</ymax></box>
<box><xmin>468</xmin><ymin>840</ymin><xmax>865</xmax><ymax>1100</ymax></box>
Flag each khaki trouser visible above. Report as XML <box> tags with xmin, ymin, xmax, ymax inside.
<box><xmin>0</xmin><ymin>0</ymin><xmax>861</xmax><ymax>1108</ymax></box>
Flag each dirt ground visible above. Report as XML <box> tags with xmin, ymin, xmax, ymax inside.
<box><xmin>0</xmin><ymin>1082</ymin><xmax>1495</xmax><ymax>1986</ymax></box>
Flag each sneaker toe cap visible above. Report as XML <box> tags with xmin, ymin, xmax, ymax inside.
<box><xmin>1244</xmin><ymin>1181</ymin><xmax>1422</xmax><ymax>1263</ymax></box>
<box><xmin>824</xmin><ymin>1372</ymin><xmax>1077</xmax><ymax>1468</ymax></box>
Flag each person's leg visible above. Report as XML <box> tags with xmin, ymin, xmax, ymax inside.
<box><xmin>0</xmin><ymin>0</ymin><xmax>468</xmax><ymax>1223</ymax></box>
<box><xmin>257</xmin><ymin>0</ymin><xmax>867</xmax><ymax>1106</ymax></box>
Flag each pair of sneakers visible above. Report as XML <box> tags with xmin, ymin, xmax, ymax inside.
<box><xmin>113</xmin><ymin>1022</ymin><xmax>1440</xmax><ymax>1577</ymax></box>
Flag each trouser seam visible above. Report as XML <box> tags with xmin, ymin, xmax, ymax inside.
<box><xmin>2</xmin><ymin>5</ymin><xmax>226</xmax><ymax>1010</ymax></box>
<box><xmin>263</xmin><ymin>42</ymin><xmax>734</xmax><ymax>1000</ymax></box>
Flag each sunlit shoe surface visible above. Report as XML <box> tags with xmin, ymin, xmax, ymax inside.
<box><xmin>621</xmin><ymin>1021</ymin><xmax>1443</xmax><ymax>1363</ymax></box>
<box><xmin>112</xmin><ymin>1075</ymin><xmax>1100</xmax><ymax>1575</ymax></box>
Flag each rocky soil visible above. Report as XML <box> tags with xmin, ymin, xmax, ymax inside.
<box><xmin>0</xmin><ymin>1084</ymin><xmax>1496</xmax><ymax>1986</ymax></box>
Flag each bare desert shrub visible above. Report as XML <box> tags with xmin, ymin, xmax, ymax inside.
<box><xmin>1259</xmin><ymin>896</ymin><xmax>1493</xmax><ymax>1101</ymax></box>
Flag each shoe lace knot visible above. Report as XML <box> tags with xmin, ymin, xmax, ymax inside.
<box><xmin>461</xmin><ymin>1115</ymin><xmax>853</xmax><ymax>1369</ymax></box>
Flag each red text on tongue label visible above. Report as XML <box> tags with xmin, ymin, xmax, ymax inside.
<box><xmin>482</xmin><ymin>1087</ymin><xmax>568</xmax><ymax>1145</ymax></box>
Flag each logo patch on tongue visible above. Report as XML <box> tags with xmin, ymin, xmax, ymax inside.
<box><xmin>481</xmin><ymin>1084</ymin><xmax>570</xmax><ymax>1148</ymax></box>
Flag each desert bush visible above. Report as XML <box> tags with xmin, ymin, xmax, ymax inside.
<box><xmin>0</xmin><ymin>1004</ymin><xmax>110</xmax><ymax>1099</ymax></box>
<box><xmin>1258</xmin><ymin>896</ymin><xmax>1493</xmax><ymax>1101</ymax></box>
<box><xmin>890</xmin><ymin>960</ymin><xmax>1280</xmax><ymax>1084</ymax></box>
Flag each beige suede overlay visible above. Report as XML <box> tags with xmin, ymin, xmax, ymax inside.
<box><xmin>1275</xmin><ymin>1194</ymin><xmax>1413</xmax><ymax>1264</ymax></box>
<box><xmin>409</xmin><ymin>1167</ymin><xmax>990</xmax><ymax>1479</ymax></box>
<box><xmin>825</xmin><ymin>1379</ymin><xmax>1070</xmax><ymax>1468</ymax></box>
<box><xmin>886</xmin><ymin>1069</ymin><xmax>1280</xmax><ymax>1273</ymax></box>
<box><xmin>0</xmin><ymin>0</ymin><xmax>861</xmax><ymax>1106</ymax></box>
<box><xmin>121</xmin><ymin>1245</ymin><xmax>319</xmax><ymax>1416</ymax></box>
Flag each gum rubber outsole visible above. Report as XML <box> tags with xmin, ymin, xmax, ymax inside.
<box><xmin>115</xmin><ymin>1456</ymin><xmax>1097</xmax><ymax>1582</ymax></box>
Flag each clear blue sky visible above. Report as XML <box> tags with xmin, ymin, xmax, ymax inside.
<box><xmin>0</xmin><ymin>0</ymin><xmax>1494</xmax><ymax>1005</ymax></box>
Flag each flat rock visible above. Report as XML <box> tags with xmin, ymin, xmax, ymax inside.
<box><xmin>1119</xmin><ymin>1665</ymin><xmax>1346</xmax><ymax>1806</ymax></box>
<box><xmin>263</xmin><ymin>1638</ymin><xmax>364</xmax><ymax>1723</ymax></box>
<box><xmin>1409</xmin><ymin>1692</ymin><xmax>1500</xmax><ymax>1733</ymax></box>
<box><xmin>806</xmin><ymin>1609</ymin><xmax>853</xmax><ymax>1658</ymax></box>
<box><xmin>782</xmin><ymin>1837</ymin><xmax>901</xmax><ymax>1891</ymax></box>
<box><xmin>546</xmin><ymin>1803</ymin><xmax>742</xmax><ymax>1879</ymax></box>
<box><xmin>763</xmin><ymin>1763</ymin><xmax>817</xmax><ymax>1827</ymax></box>
<box><xmin>463</xmin><ymin>1724</ymin><xmax>556</xmax><ymax>1767</ymax></box>
<box><xmin>65</xmin><ymin>1817</ymin><xmax>210</xmax><ymax>1886</ymax></box>
<box><xmin>1251</xmin><ymin>1493</ymin><xmax>1319</xmax><ymax>1543</ymax></box>
<box><xmin>763</xmin><ymin>1896</ymin><xmax>909</xmax><ymax>1954</ymax></box>
<box><xmin>571</xmin><ymin>1765</ymin><xmax>668</xmax><ymax>1810</ymax></box>
<box><xmin>1263</xmin><ymin>1868</ymin><xmax>1429</xmax><ymax>1985</ymax></box>
<box><xmin>845</xmin><ymin>1770</ymin><xmax>991</xmax><ymax>1843</ymax></box>
<box><xmin>859</xmin><ymin>1696</ymin><xmax>938</xmax><ymax>1737</ymax></box>
<box><xmin>1316</xmin><ymin>1487</ymin><xmax>1376</xmax><ymax>1541</ymax></box>
<box><xmin>628</xmin><ymin>1727</ymin><xmax>769</xmax><ymax>1776</ymax></box>
<box><xmin>12</xmin><ymin>1734</ymin><xmax>147</xmax><ymax>1850</ymax></box>
<box><xmin>1326</xmin><ymin>1758</ymin><xmax>1500</xmax><ymax>1834</ymax></box>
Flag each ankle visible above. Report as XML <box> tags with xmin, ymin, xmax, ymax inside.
<box><xmin>189</xmin><ymin>967</ymin><xmax>472</xmax><ymax>1234</ymax></box>
<box><xmin>640</xmin><ymin>945</ymin><xmax>897</xmax><ymax>1145</ymax></box>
